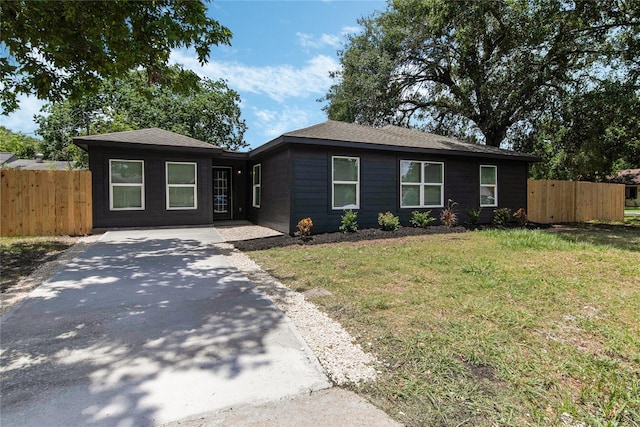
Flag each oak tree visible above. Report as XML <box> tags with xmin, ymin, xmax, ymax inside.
<box><xmin>1</xmin><ymin>0</ymin><xmax>231</xmax><ymax>113</ymax></box>
<box><xmin>325</xmin><ymin>0</ymin><xmax>640</xmax><ymax>149</ymax></box>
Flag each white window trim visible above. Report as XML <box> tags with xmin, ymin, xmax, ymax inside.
<box><xmin>109</xmin><ymin>159</ymin><xmax>144</xmax><ymax>211</ymax></box>
<box><xmin>332</xmin><ymin>156</ymin><xmax>360</xmax><ymax>210</ymax></box>
<box><xmin>166</xmin><ymin>161</ymin><xmax>198</xmax><ymax>210</ymax></box>
<box><xmin>252</xmin><ymin>164</ymin><xmax>261</xmax><ymax>208</ymax></box>
<box><xmin>480</xmin><ymin>165</ymin><xmax>498</xmax><ymax>207</ymax></box>
<box><xmin>400</xmin><ymin>160</ymin><xmax>444</xmax><ymax>208</ymax></box>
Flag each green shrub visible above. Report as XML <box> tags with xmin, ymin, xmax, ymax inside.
<box><xmin>378</xmin><ymin>211</ymin><xmax>400</xmax><ymax>231</ymax></box>
<box><xmin>492</xmin><ymin>208</ymin><xmax>512</xmax><ymax>227</ymax></box>
<box><xmin>409</xmin><ymin>210</ymin><xmax>435</xmax><ymax>228</ymax></box>
<box><xmin>465</xmin><ymin>207</ymin><xmax>482</xmax><ymax>225</ymax></box>
<box><xmin>440</xmin><ymin>199</ymin><xmax>458</xmax><ymax>228</ymax></box>
<box><xmin>339</xmin><ymin>209</ymin><xmax>359</xmax><ymax>233</ymax></box>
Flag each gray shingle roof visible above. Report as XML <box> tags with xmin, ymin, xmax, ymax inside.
<box><xmin>1</xmin><ymin>159</ymin><xmax>76</xmax><ymax>170</ymax></box>
<box><xmin>0</xmin><ymin>152</ymin><xmax>17</xmax><ymax>164</ymax></box>
<box><xmin>279</xmin><ymin>120</ymin><xmax>538</xmax><ymax>161</ymax></box>
<box><xmin>74</xmin><ymin>128</ymin><xmax>219</xmax><ymax>150</ymax></box>
<box><xmin>610</xmin><ymin>168</ymin><xmax>640</xmax><ymax>185</ymax></box>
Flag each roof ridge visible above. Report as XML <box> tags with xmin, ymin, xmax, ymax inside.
<box><xmin>73</xmin><ymin>128</ymin><xmax>221</xmax><ymax>150</ymax></box>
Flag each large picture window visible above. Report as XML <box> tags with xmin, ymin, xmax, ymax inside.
<box><xmin>332</xmin><ymin>156</ymin><xmax>360</xmax><ymax>209</ymax></box>
<box><xmin>252</xmin><ymin>164</ymin><xmax>261</xmax><ymax>208</ymax></box>
<box><xmin>400</xmin><ymin>160</ymin><xmax>444</xmax><ymax>208</ymax></box>
<box><xmin>166</xmin><ymin>162</ymin><xmax>197</xmax><ymax>209</ymax></box>
<box><xmin>480</xmin><ymin>165</ymin><xmax>498</xmax><ymax>207</ymax></box>
<box><xmin>110</xmin><ymin>159</ymin><xmax>144</xmax><ymax>210</ymax></box>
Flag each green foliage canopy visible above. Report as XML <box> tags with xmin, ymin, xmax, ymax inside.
<box><xmin>324</xmin><ymin>0</ymin><xmax>640</xmax><ymax>160</ymax></box>
<box><xmin>35</xmin><ymin>66</ymin><xmax>247</xmax><ymax>166</ymax></box>
<box><xmin>526</xmin><ymin>82</ymin><xmax>640</xmax><ymax>180</ymax></box>
<box><xmin>1</xmin><ymin>0</ymin><xmax>231</xmax><ymax>114</ymax></box>
<box><xmin>0</xmin><ymin>126</ymin><xmax>41</xmax><ymax>159</ymax></box>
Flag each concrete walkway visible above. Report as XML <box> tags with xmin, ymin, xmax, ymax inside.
<box><xmin>1</xmin><ymin>228</ymin><xmax>332</xmax><ymax>426</ymax></box>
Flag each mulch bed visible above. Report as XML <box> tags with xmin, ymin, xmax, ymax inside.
<box><xmin>233</xmin><ymin>225</ymin><xmax>468</xmax><ymax>251</ymax></box>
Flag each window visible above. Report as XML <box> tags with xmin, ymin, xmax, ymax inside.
<box><xmin>166</xmin><ymin>162</ymin><xmax>197</xmax><ymax>209</ymax></box>
<box><xmin>332</xmin><ymin>156</ymin><xmax>360</xmax><ymax>209</ymax></box>
<box><xmin>480</xmin><ymin>165</ymin><xmax>498</xmax><ymax>207</ymax></box>
<box><xmin>626</xmin><ymin>186</ymin><xmax>638</xmax><ymax>200</ymax></box>
<box><xmin>400</xmin><ymin>160</ymin><xmax>444</xmax><ymax>208</ymax></box>
<box><xmin>110</xmin><ymin>159</ymin><xmax>144</xmax><ymax>210</ymax></box>
<box><xmin>252</xmin><ymin>164</ymin><xmax>261</xmax><ymax>208</ymax></box>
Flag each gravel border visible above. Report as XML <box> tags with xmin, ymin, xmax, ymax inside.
<box><xmin>216</xmin><ymin>242</ymin><xmax>379</xmax><ymax>386</ymax></box>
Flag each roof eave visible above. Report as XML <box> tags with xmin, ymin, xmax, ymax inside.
<box><xmin>248</xmin><ymin>135</ymin><xmax>287</xmax><ymax>157</ymax></box>
<box><xmin>255</xmin><ymin>136</ymin><xmax>540</xmax><ymax>162</ymax></box>
<box><xmin>74</xmin><ymin>139</ymin><xmax>223</xmax><ymax>155</ymax></box>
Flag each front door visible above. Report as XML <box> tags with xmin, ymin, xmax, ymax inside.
<box><xmin>213</xmin><ymin>167</ymin><xmax>232</xmax><ymax>220</ymax></box>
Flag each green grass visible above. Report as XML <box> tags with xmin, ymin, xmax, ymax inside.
<box><xmin>249</xmin><ymin>228</ymin><xmax>640</xmax><ymax>426</ymax></box>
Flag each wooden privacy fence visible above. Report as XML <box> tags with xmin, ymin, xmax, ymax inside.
<box><xmin>527</xmin><ymin>179</ymin><xmax>625</xmax><ymax>223</ymax></box>
<box><xmin>1</xmin><ymin>170</ymin><xmax>92</xmax><ymax>237</ymax></box>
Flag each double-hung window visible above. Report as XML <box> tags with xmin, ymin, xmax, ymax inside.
<box><xmin>332</xmin><ymin>156</ymin><xmax>360</xmax><ymax>209</ymax></box>
<box><xmin>252</xmin><ymin>164</ymin><xmax>261</xmax><ymax>208</ymax></box>
<box><xmin>480</xmin><ymin>165</ymin><xmax>498</xmax><ymax>207</ymax></box>
<box><xmin>166</xmin><ymin>162</ymin><xmax>197</xmax><ymax>209</ymax></box>
<box><xmin>110</xmin><ymin>159</ymin><xmax>144</xmax><ymax>210</ymax></box>
<box><xmin>400</xmin><ymin>160</ymin><xmax>444</xmax><ymax>208</ymax></box>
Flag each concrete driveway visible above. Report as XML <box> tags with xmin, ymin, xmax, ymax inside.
<box><xmin>0</xmin><ymin>228</ymin><xmax>330</xmax><ymax>427</ymax></box>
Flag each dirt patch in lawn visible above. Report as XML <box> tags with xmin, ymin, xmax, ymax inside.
<box><xmin>0</xmin><ymin>235</ymin><xmax>100</xmax><ymax>316</ymax></box>
<box><xmin>1</xmin><ymin>238</ymin><xmax>77</xmax><ymax>291</ymax></box>
<box><xmin>233</xmin><ymin>226</ymin><xmax>467</xmax><ymax>251</ymax></box>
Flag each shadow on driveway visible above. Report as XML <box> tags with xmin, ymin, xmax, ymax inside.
<box><xmin>1</xmin><ymin>228</ymin><xmax>328</xmax><ymax>427</ymax></box>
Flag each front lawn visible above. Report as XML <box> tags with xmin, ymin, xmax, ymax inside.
<box><xmin>249</xmin><ymin>227</ymin><xmax>640</xmax><ymax>426</ymax></box>
<box><xmin>626</xmin><ymin>206</ymin><xmax>640</xmax><ymax>215</ymax></box>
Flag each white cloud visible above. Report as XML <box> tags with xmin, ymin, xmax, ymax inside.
<box><xmin>341</xmin><ymin>25</ymin><xmax>362</xmax><ymax>36</ymax></box>
<box><xmin>253</xmin><ymin>105</ymin><xmax>315</xmax><ymax>139</ymax></box>
<box><xmin>296</xmin><ymin>32</ymin><xmax>341</xmax><ymax>49</ymax></box>
<box><xmin>1</xmin><ymin>94</ymin><xmax>47</xmax><ymax>137</ymax></box>
<box><xmin>171</xmin><ymin>50</ymin><xmax>339</xmax><ymax>103</ymax></box>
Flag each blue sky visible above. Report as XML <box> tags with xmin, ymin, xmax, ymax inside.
<box><xmin>2</xmin><ymin>0</ymin><xmax>385</xmax><ymax>149</ymax></box>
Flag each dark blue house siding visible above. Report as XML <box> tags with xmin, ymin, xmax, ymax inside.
<box><xmin>248</xmin><ymin>147</ymin><xmax>292</xmax><ymax>233</ymax></box>
<box><xmin>77</xmin><ymin>124</ymin><xmax>535</xmax><ymax>234</ymax></box>
<box><xmin>89</xmin><ymin>147</ymin><xmax>213</xmax><ymax>228</ymax></box>
<box><xmin>282</xmin><ymin>146</ymin><xmax>530</xmax><ymax>234</ymax></box>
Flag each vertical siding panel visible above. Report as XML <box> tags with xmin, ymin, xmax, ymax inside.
<box><xmin>91</xmin><ymin>149</ymin><xmax>212</xmax><ymax>228</ymax></box>
<box><xmin>250</xmin><ymin>148</ymin><xmax>292</xmax><ymax>233</ymax></box>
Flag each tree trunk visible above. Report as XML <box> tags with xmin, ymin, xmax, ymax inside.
<box><xmin>482</xmin><ymin>126</ymin><xmax>507</xmax><ymax>148</ymax></box>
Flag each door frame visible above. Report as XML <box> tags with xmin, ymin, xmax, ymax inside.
<box><xmin>212</xmin><ymin>166</ymin><xmax>233</xmax><ymax>220</ymax></box>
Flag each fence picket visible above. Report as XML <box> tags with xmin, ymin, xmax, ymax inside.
<box><xmin>1</xmin><ymin>170</ymin><xmax>92</xmax><ymax>237</ymax></box>
<box><xmin>528</xmin><ymin>179</ymin><xmax>624</xmax><ymax>223</ymax></box>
